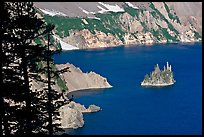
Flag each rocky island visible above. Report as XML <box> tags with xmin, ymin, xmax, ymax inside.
<box><xmin>141</xmin><ymin>62</ymin><xmax>176</xmax><ymax>86</ymax></box>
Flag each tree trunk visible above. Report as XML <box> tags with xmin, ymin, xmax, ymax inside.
<box><xmin>21</xmin><ymin>44</ymin><xmax>32</xmax><ymax>134</ymax></box>
<box><xmin>47</xmin><ymin>33</ymin><xmax>53</xmax><ymax>135</ymax></box>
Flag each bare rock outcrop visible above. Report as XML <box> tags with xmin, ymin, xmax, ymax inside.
<box><xmin>63</xmin><ymin>29</ymin><xmax>123</xmax><ymax>49</ymax></box>
<box><xmin>86</xmin><ymin>104</ymin><xmax>101</xmax><ymax>112</ymax></box>
<box><xmin>35</xmin><ymin>2</ymin><xmax>202</xmax><ymax>49</ymax></box>
<box><xmin>67</xmin><ymin>101</ymin><xmax>101</xmax><ymax>113</ymax></box>
<box><xmin>57</xmin><ymin>101</ymin><xmax>101</xmax><ymax>129</ymax></box>
<box><xmin>55</xmin><ymin>63</ymin><xmax>112</xmax><ymax>93</ymax></box>
<box><xmin>59</xmin><ymin>103</ymin><xmax>84</xmax><ymax>129</ymax></box>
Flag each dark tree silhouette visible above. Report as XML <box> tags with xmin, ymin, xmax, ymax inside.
<box><xmin>2</xmin><ymin>2</ymin><xmax>68</xmax><ymax>135</ymax></box>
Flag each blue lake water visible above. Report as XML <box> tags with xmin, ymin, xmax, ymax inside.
<box><xmin>53</xmin><ymin>42</ymin><xmax>202</xmax><ymax>135</ymax></box>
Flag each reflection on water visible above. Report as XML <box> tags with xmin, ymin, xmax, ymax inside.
<box><xmin>66</xmin><ymin>88</ymin><xmax>110</xmax><ymax>99</ymax></box>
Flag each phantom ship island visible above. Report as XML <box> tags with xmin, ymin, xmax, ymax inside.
<box><xmin>141</xmin><ymin>62</ymin><xmax>176</xmax><ymax>86</ymax></box>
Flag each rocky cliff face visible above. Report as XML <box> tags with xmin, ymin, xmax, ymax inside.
<box><xmin>56</xmin><ymin>101</ymin><xmax>101</xmax><ymax>129</ymax></box>
<box><xmin>29</xmin><ymin>62</ymin><xmax>106</xmax><ymax>130</ymax></box>
<box><xmin>55</xmin><ymin>63</ymin><xmax>112</xmax><ymax>93</ymax></box>
<box><xmin>141</xmin><ymin>62</ymin><xmax>176</xmax><ymax>86</ymax></box>
<box><xmin>34</xmin><ymin>2</ymin><xmax>202</xmax><ymax>49</ymax></box>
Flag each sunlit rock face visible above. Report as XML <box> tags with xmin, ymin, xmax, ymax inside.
<box><xmin>55</xmin><ymin>63</ymin><xmax>112</xmax><ymax>93</ymax></box>
<box><xmin>57</xmin><ymin>101</ymin><xmax>101</xmax><ymax>129</ymax></box>
<box><xmin>34</xmin><ymin>2</ymin><xmax>202</xmax><ymax>50</ymax></box>
<box><xmin>141</xmin><ymin>62</ymin><xmax>176</xmax><ymax>87</ymax></box>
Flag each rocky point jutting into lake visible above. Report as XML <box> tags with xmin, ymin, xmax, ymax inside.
<box><xmin>141</xmin><ymin>62</ymin><xmax>176</xmax><ymax>86</ymax></box>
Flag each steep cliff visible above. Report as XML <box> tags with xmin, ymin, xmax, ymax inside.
<box><xmin>56</xmin><ymin>101</ymin><xmax>101</xmax><ymax>129</ymax></box>
<box><xmin>55</xmin><ymin>63</ymin><xmax>112</xmax><ymax>93</ymax></box>
<box><xmin>34</xmin><ymin>2</ymin><xmax>202</xmax><ymax>49</ymax></box>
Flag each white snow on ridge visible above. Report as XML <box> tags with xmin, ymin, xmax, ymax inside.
<box><xmin>97</xmin><ymin>2</ymin><xmax>125</xmax><ymax>13</ymax></box>
<box><xmin>39</xmin><ymin>8</ymin><xmax>67</xmax><ymax>16</ymax></box>
<box><xmin>97</xmin><ymin>5</ymin><xmax>107</xmax><ymax>14</ymax></box>
<box><xmin>53</xmin><ymin>35</ymin><xmax>79</xmax><ymax>50</ymax></box>
<box><xmin>78</xmin><ymin>7</ymin><xmax>96</xmax><ymax>15</ymax></box>
<box><xmin>78</xmin><ymin>7</ymin><xmax>101</xmax><ymax>20</ymax></box>
<box><xmin>125</xmin><ymin>2</ymin><xmax>139</xmax><ymax>9</ymax></box>
<box><xmin>79</xmin><ymin>7</ymin><xmax>89</xmax><ymax>14</ymax></box>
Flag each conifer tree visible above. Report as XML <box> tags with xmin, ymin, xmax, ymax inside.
<box><xmin>2</xmin><ymin>2</ymin><xmax>67</xmax><ymax>135</ymax></box>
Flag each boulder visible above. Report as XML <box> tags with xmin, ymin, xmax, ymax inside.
<box><xmin>67</xmin><ymin>101</ymin><xmax>101</xmax><ymax>113</ymax></box>
<box><xmin>59</xmin><ymin>103</ymin><xmax>84</xmax><ymax>129</ymax></box>
<box><xmin>67</xmin><ymin>101</ymin><xmax>86</xmax><ymax>112</ymax></box>
<box><xmin>87</xmin><ymin>104</ymin><xmax>101</xmax><ymax>112</ymax></box>
<box><xmin>58</xmin><ymin>101</ymin><xmax>101</xmax><ymax>129</ymax></box>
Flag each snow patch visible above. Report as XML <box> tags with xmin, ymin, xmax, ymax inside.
<box><xmin>97</xmin><ymin>5</ymin><xmax>107</xmax><ymax>14</ymax></box>
<box><xmin>78</xmin><ymin>7</ymin><xmax>95</xmax><ymax>15</ymax></box>
<box><xmin>39</xmin><ymin>8</ymin><xmax>67</xmax><ymax>16</ymax></box>
<box><xmin>125</xmin><ymin>2</ymin><xmax>139</xmax><ymax>9</ymax></box>
<box><xmin>52</xmin><ymin>35</ymin><xmax>79</xmax><ymax>50</ymax></box>
<box><xmin>82</xmin><ymin>18</ymin><xmax>88</xmax><ymax>24</ymax></box>
<box><xmin>87</xmin><ymin>16</ymin><xmax>101</xmax><ymax>20</ymax></box>
<box><xmin>97</xmin><ymin>2</ymin><xmax>125</xmax><ymax>13</ymax></box>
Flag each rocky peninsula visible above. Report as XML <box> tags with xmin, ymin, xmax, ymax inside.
<box><xmin>53</xmin><ymin>63</ymin><xmax>112</xmax><ymax>130</ymax></box>
<box><xmin>55</xmin><ymin>63</ymin><xmax>112</xmax><ymax>93</ymax></box>
<box><xmin>54</xmin><ymin>101</ymin><xmax>101</xmax><ymax>129</ymax></box>
<box><xmin>141</xmin><ymin>62</ymin><xmax>176</xmax><ymax>86</ymax></box>
<box><xmin>30</xmin><ymin>62</ymin><xmax>111</xmax><ymax>130</ymax></box>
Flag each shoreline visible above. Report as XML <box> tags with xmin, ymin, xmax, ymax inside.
<box><xmin>141</xmin><ymin>82</ymin><xmax>175</xmax><ymax>87</ymax></box>
<box><xmin>56</xmin><ymin>63</ymin><xmax>112</xmax><ymax>94</ymax></box>
<box><xmin>67</xmin><ymin>86</ymin><xmax>113</xmax><ymax>94</ymax></box>
<box><xmin>60</xmin><ymin>41</ymin><xmax>202</xmax><ymax>51</ymax></box>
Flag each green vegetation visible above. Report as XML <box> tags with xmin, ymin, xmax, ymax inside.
<box><xmin>3</xmin><ymin>3</ymin><xmax>65</xmax><ymax>134</ymax></box>
<box><xmin>131</xmin><ymin>32</ymin><xmax>138</xmax><ymax>39</ymax></box>
<box><xmin>56</xmin><ymin>76</ymin><xmax>68</xmax><ymax>92</ymax></box>
<box><xmin>149</xmin><ymin>2</ymin><xmax>179</xmax><ymax>37</ymax></box>
<box><xmin>43</xmin><ymin>12</ymin><xmax>126</xmax><ymax>42</ymax></box>
<box><xmin>150</xmin><ymin>11</ymin><xmax>158</xmax><ymax>19</ymax></box>
<box><xmin>44</xmin><ymin>15</ymin><xmax>84</xmax><ymax>38</ymax></box>
<box><xmin>95</xmin><ymin>12</ymin><xmax>125</xmax><ymax>42</ymax></box>
<box><xmin>149</xmin><ymin>3</ymin><xmax>165</xmax><ymax>20</ymax></box>
<box><xmin>41</xmin><ymin>3</ymin><xmax>201</xmax><ymax>46</ymax></box>
<box><xmin>161</xmin><ymin>28</ymin><xmax>178</xmax><ymax>42</ymax></box>
<box><xmin>49</xmin><ymin>35</ymin><xmax>62</xmax><ymax>51</ymax></box>
<box><xmin>36</xmin><ymin>61</ymin><xmax>43</xmax><ymax>70</ymax></box>
<box><xmin>150</xmin><ymin>28</ymin><xmax>161</xmax><ymax>42</ymax></box>
<box><xmin>55</xmin><ymin>41</ymin><xmax>62</xmax><ymax>51</ymax></box>
<box><xmin>36</xmin><ymin>60</ymin><xmax>68</xmax><ymax>92</ymax></box>
<box><xmin>34</xmin><ymin>37</ymin><xmax>42</xmax><ymax>45</ymax></box>
<box><xmin>144</xmin><ymin>74</ymin><xmax>150</xmax><ymax>82</ymax></box>
<box><xmin>142</xmin><ymin>63</ymin><xmax>175</xmax><ymax>85</ymax></box>
<box><xmin>124</xmin><ymin>6</ymin><xmax>140</xmax><ymax>18</ymax></box>
<box><xmin>33</xmin><ymin>32</ymin><xmax>62</xmax><ymax>51</ymax></box>
<box><xmin>84</xmin><ymin>17</ymin><xmax>110</xmax><ymax>35</ymax></box>
<box><xmin>140</xmin><ymin>21</ymin><xmax>149</xmax><ymax>33</ymax></box>
<box><xmin>163</xmin><ymin>2</ymin><xmax>181</xmax><ymax>24</ymax></box>
<box><xmin>50</xmin><ymin>62</ymin><xmax>68</xmax><ymax>91</ymax></box>
<box><xmin>151</xmin><ymin>24</ymin><xmax>178</xmax><ymax>42</ymax></box>
<box><xmin>194</xmin><ymin>31</ymin><xmax>202</xmax><ymax>39</ymax></box>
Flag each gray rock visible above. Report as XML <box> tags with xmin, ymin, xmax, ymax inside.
<box><xmin>58</xmin><ymin>101</ymin><xmax>101</xmax><ymax>129</ymax></box>
<box><xmin>87</xmin><ymin>104</ymin><xmax>101</xmax><ymax>112</ymax></box>
<box><xmin>67</xmin><ymin>101</ymin><xmax>87</xmax><ymax>112</ymax></box>
<box><xmin>59</xmin><ymin>103</ymin><xmax>84</xmax><ymax>129</ymax></box>
<box><xmin>55</xmin><ymin>63</ymin><xmax>112</xmax><ymax>93</ymax></box>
